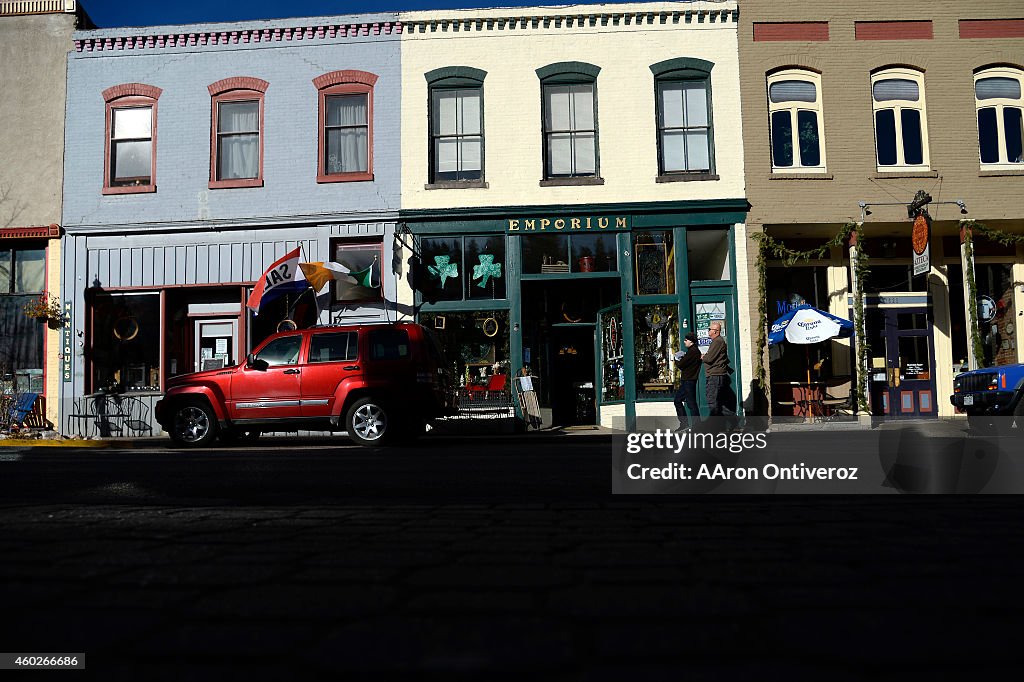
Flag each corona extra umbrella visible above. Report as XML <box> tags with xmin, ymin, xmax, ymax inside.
<box><xmin>768</xmin><ymin>304</ymin><xmax>854</xmax><ymax>386</ymax></box>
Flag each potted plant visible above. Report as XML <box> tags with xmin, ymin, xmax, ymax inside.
<box><xmin>23</xmin><ymin>294</ymin><xmax>66</xmax><ymax>329</ymax></box>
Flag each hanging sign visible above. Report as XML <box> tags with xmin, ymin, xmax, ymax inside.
<box><xmin>912</xmin><ymin>214</ymin><xmax>930</xmax><ymax>277</ymax></box>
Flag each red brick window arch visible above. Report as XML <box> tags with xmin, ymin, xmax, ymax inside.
<box><xmin>313</xmin><ymin>70</ymin><xmax>377</xmax><ymax>183</ymax></box>
<box><xmin>102</xmin><ymin>83</ymin><xmax>162</xmax><ymax>195</ymax></box>
<box><xmin>208</xmin><ymin>77</ymin><xmax>269</xmax><ymax>189</ymax></box>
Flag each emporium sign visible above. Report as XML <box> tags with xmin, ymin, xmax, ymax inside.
<box><xmin>508</xmin><ymin>215</ymin><xmax>630</xmax><ymax>233</ymax></box>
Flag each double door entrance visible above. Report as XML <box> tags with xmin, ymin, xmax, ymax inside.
<box><xmin>867</xmin><ymin>304</ymin><xmax>937</xmax><ymax>418</ymax></box>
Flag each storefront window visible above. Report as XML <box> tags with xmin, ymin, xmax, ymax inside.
<box><xmin>633</xmin><ymin>231</ymin><xmax>675</xmax><ymax>295</ymax></box>
<box><xmin>334</xmin><ymin>240</ymin><xmax>383</xmax><ymax>303</ymax></box>
<box><xmin>0</xmin><ymin>246</ymin><xmax>46</xmax><ymax>394</ymax></box>
<box><xmin>975</xmin><ymin>263</ymin><xmax>1017</xmax><ymax>368</ymax></box>
<box><xmin>90</xmin><ymin>292</ymin><xmax>160</xmax><ymax>393</ymax></box>
<box><xmin>521</xmin><ymin>233</ymin><xmax>616</xmax><ymax>275</ymax></box>
<box><xmin>421</xmin><ymin>235</ymin><xmax>506</xmax><ymax>302</ymax></box>
<box><xmin>686</xmin><ymin>229</ymin><xmax>731</xmax><ymax>281</ymax></box>
<box><xmin>766</xmin><ymin>266</ymin><xmax>829</xmax><ymax>315</ymax></box>
<box><xmin>464</xmin><ymin>235</ymin><xmax>506</xmax><ymax>300</ymax></box>
<box><xmin>419</xmin><ymin>310</ymin><xmax>510</xmax><ymax>389</ymax></box>
<box><xmin>599</xmin><ymin>307</ymin><xmax>624</xmax><ymax>403</ymax></box>
<box><xmin>634</xmin><ymin>304</ymin><xmax>679</xmax><ymax>400</ymax></box>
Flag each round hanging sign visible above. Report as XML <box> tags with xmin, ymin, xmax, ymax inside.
<box><xmin>978</xmin><ymin>295</ymin><xmax>997</xmax><ymax>323</ymax></box>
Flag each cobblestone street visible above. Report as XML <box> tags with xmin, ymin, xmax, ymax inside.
<box><xmin>1</xmin><ymin>434</ymin><xmax>1021</xmax><ymax>678</ymax></box>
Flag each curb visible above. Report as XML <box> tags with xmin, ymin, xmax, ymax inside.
<box><xmin>0</xmin><ymin>439</ymin><xmax>111</xmax><ymax>448</ymax></box>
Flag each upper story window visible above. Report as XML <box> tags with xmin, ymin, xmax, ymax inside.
<box><xmin>975</xmin><ymin>67</ymin><xmax>1024</xmax><ymax>168</ymax></box>
<box><xmin>314</xmin><ymin>70</ymin><xmax>377</xmax><ymax>183</ymax></box>
<box><xmin>426</xmin><ymin>67</ymin><xmax>486</xmax><ymax>188</ymax></box>
<box><xmin>871</xmin><ymin>68</ymin><xmax>929</xmax><ymax>171</ymax></box>
<box><xmin>102</xmin><ymin>83</ymin><xmax>162</xmax><ymax>195</ymax></box>
<box><xmin>537</xmin><ymin>62</ymin><xmax>602</xmax><ymax>185</ymax></box>
<box><xmin>208</xmin><ymin>77</ymin><xmax>268</xmax><ymax>189</ymax></box>
<box><xmin>768</xmin><ymin>69</ymin><xmax>825</xmax><ymax>173</ymax></box>
<box><xmin>651</xmin><ymin>58</ymin><xmax>716</xmax><ymax>179</ymax></box>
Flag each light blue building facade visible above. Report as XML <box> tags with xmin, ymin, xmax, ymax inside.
<box><xmin>60</xmin><ymin>15</ymin><xmax>405</xmax><ymax>434</ymax></box>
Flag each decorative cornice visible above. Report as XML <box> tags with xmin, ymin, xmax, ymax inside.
<box><xmin>208</xmin><ymin>76</ymin><xmax>269</xmax><ymax>96</ymax></box>
<box><xmin>102</xmin><ymin>83</ymin><xmax>162</xmax><ymax>102</ymax></box>
<box><xmin>73</xmin><ymin>21</ymin><xmax>403</xmax><ymax>53</ymax></box>
<box><xmin>313</xmin><ymin>69</ymin><xmax>378</xmax><ymax>90</ymax></box>
<box><xmin>403</xmin><ymin>8</ymin><xmax>738</xmax><ymax>35</ymax></box>
<box><xmin>0</xmin><ymin>224</ymin><xmax>61</xmax><ymax>240</ymax></box>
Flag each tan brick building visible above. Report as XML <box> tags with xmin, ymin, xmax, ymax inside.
<box><xmin>738</xmin><ymin>0</ymin><xmax>1024</xmax><ymax>418</ymax></box>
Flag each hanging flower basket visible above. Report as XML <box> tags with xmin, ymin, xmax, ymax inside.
<box><xmin>23</xmin><ymin>294</ymin><xmax>66</xmax><ymax>329</ymax></box>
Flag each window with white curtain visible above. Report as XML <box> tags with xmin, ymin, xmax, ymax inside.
<box><xmin>325</xmin><ymin>94</ymin><xmax>369</xmax><ymax>174</ymax></box>
<box><xmin>216</xmin><ymin>100</ymin><xmax>260</xmax><ymax>180</ymax></box>
<box><xmin>544</xmin><ymin>83</ymin><xmax>598</xmax><ymax>177</ymax></box>
<box><xmin>315</xmin><ymin>72</ymin><xmax>376</xmax><ymax>183</ymax></box>
<box><xmin>871</xmin><ymin>68</ymin><xmax>930</xmax><ymax>171</ymax></box>
<box><xmin>431</xmin><ymin>88</ymin><xmax>483</xmax><ymax>182</ymax></box>
<box><xmin>657</xmin><ymin>79</ymin><xmax>711</xmax><ymax>174</ymax></box>
<box><xmin>767</xmin><ymin>70</ymin><xmax>825</xmax><ymax>172</ymax></box>
<box><xmin>975</xmin><ymin>67</ymin><xmax>1024</xmax><ymax>168</ymax></box>
<box><xmin>209</xmin><ymin>78</ymin><xmax>267</xmax><ymax>189</ymax></box>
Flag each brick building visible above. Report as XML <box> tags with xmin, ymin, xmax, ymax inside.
<box><xmin>738</xmin><ymin>0</ymin><xmax>1024</xmax><ymax>418</ymax></box>
<box><xmin>60</xmin><ymin>13</ymin><xmax>405</xmax><ymax>434</ymax></box>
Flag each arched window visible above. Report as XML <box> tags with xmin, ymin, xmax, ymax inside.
<box><xmin>651</xmin><ymin>57</ymin><xmax>715</xmax><ymax>178</ymax></box>
<box><xmin>537</xmin><ymin>62</ymin><xmax>601</xmax><ymax>183</ymax></box>
<box><xmin>314</xmin><ymin>70</ymin><xmax>377</xmax><ymax>183</ymax></box>
<box><xmin>208</xmin><ymin>77</ymin><xmax>268</xmax><ymax>189</ymax></box>
<box><xmin>102</xmin><ymin>83</ymin><xmax>162</xmax><ymax>194</ymax></box>
<box><xmin>975</xmin><ymin>66</ymin><xmax>1024</xmax><ymax>167</ymax></box>
<box><xmin>425</xmin><ymin>67</ymin><xmax>486</xmax><ymax>187</ymax></box>
<box><xmin>871</xmin><ymin>68</ymin><xmax>929</xmax><ymax>171</ymax></box>
<box><xmin>767</xmin><ymin>69</ymin><xmax>825</xmax><ymax>172</ymax></box>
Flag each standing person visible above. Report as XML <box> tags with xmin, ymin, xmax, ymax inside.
<box><xmin>673</xmin><ymin>332</ymin><xmax>702</xmax><ymax>432</ymax></box>
<box><xmin>702</xmin><ymin>321</ymin><xmax>736</xmax><ymax>424</ymax></box>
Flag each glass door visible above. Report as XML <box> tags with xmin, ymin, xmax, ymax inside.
<box><xmin>596</xmin><ymin>304</ymin><xmax>625</xmax><ymax>405</ymax></box>
<box><xmin>690</xmin><ymin>293</ymin><xmax>738</xmax><ymax>415</ymax></box>
<box><xmin>871</xmin><ymin>307</ymin><xmax>937</xmax><ymax>418</ymax></box>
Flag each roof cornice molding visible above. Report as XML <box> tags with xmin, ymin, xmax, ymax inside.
<box><xmin>401</xmin><ymin>5</ymin><xmax>738</xmax><ymax>35</ymax></box>
<box><xmin>73</xmin><ymin>20</ymin><xmax>403</xmax><ymax>53</ymax></box>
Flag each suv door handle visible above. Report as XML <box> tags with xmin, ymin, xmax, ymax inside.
<box><xmin>283</xmin><ymin>368</ymin><xmax>300</xmax><ymax>375</ymax></box>
<box><xmin>343</xmin><ymin>365</ymin><xmax>360</xmax><ymax>371</ymax></box>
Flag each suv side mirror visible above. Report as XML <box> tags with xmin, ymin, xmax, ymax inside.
<box><xmin>246</xmin><ymin>353</ymin><xmax>269</xmax><ymax>371</ymax></box>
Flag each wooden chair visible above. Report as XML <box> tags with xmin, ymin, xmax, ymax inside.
<box><xmin>7</xmin><ymin>392</ymin><xmax>39</xmax><ymax>429</ymax></box>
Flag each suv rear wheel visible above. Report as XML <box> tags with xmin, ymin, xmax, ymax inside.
<box><xmin>169</xmin><ymin>399</ymin><xmax>219</xmax><ymax>448</ymax></box>
<box><xmin>345</xmin><ymin>397</ymin><xmax>391</xmax><ymax>446</ymax></box>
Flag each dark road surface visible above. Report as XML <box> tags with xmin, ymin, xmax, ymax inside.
<box><xmin>1</xmin><ymin>433</ymin><xmax>1021</xmax><ymax>679</ymax></box>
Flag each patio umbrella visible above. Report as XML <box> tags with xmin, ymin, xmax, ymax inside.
<box><xmin>768</xmin><ymin>304</ymin><xmax>854</xmax><ymax>385</ymax></box>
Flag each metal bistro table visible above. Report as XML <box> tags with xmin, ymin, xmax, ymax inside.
<box><xmin>66</xmin><ymin>393</ymin><xmax>154</xmax><ymax>438</ymax></box>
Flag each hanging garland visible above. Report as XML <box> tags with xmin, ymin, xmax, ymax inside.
<box><xmin>752</xmin><ymin>221</ymin><xmax>870</xmax><ymax>412</ymax></box>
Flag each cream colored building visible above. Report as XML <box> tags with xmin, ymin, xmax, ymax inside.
<box><xmin>398</xmin><ymin>2</ymin><xmax>750</xmax><ymax>428</ymax></box>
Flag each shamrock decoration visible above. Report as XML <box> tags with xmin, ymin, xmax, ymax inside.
<box><xmin>472</xmin><ymin>254</ymin><xmax>503</xmax><ymax>289</ymax></box>
<box><xmin>427</xmin><ymin>255</ymin><xmax>459</xmax><ymax>288</ymax></box>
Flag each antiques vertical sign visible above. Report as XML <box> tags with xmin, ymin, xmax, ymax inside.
<box><xmin>62</xmin><ymin>301</ymin><xmax>73</xmax><ymax>382</ymax></box>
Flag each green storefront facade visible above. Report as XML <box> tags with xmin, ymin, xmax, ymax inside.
<box><xmin>402</xmin><ymin>199</ymin><xmax>749</xmax><ymax>429</ymax></box>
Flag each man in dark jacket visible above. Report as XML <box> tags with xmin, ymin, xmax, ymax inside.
<box><xmin>673</xmin><ymin>332</ymin><xmax>701</xmax><ymax>431</ymax></box>
<box><xmin>702</xmin><ymin>321</ymin><xmax>735</xmax><ymax>423</ymax></box>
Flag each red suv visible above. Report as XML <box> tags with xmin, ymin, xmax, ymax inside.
<box><xmin>155</xmin><ymin>323</ymin><xmax>454</xmax><ymax>447</ymax></box>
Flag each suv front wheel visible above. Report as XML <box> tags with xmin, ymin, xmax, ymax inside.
<box><xmin>169</xmin><ymin>399</ymin><xmax>219</xmax><ymax>448</ymax></box>
<box><xmin>345</xmin><ymin>397</ymin><xmax>392</xmax><ymax>446</ymax></box>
